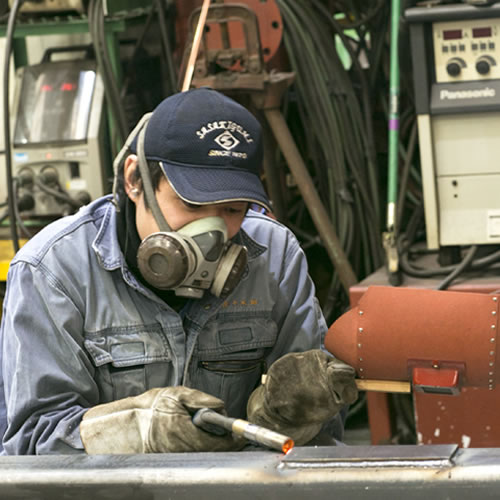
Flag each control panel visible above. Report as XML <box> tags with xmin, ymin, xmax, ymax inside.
<box><xmin>433</xmin><ymin>19</ymin><xmax>500</xmax><ymax>83</ymax></box>
<box><xmin>10</xmin><ymin>60</ymin><xmax>111</xmax><ymax>218</ymax></box>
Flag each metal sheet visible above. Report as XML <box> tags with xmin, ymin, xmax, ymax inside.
<box><xmin>283</xmin><ymin>444</ymin><xmax>458</xmax><ymax>467</ymax></box>
<box><xmin>2</xmin><ymin>446</ymin><xmax>500</xmax><ymax>499</ymax></box>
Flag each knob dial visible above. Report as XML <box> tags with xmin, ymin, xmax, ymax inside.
<box><xmin>446</xmin><ymin>58</ymin><xmax>464</xmax><ymax>77</ymax></box>
<box><xmin>476</xmin><ymin>56</ymin><xmax>495</xmax><ymax>75</ymax></box>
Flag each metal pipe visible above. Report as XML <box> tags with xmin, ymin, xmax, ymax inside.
<box><xmin>262</xmin><ymin>124</ymin><xmax>287</xmax><ymax>220</ymax></box>
<box><xmin>264</xmin><ymin>108</ymin><xmax>357</xmax><ymax>293</ymax></box>
<box><xmin>383</xmin><ymin>0</ymin><xmax>402</xmax><ymax>274</ymax></box>
<box><xmin>182</xmin><ymin>0</ymin><xmax>211</xmax><ymax>91</ymax></box>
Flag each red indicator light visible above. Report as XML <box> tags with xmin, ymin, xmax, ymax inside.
<box><xmin>60</xmin><ymin>82</ymin><xmax>76</xmax><ymax>91</ymax></box>
<box><xmin>41</xmin><ymin>84</ymin><xmax>53</xmax><ymax>92</ymax></box>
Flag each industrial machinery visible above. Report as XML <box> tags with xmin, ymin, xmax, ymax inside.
<box><xmin>327</xmin><ymin>286</ymin><xmax>499</xmax><ymax>394</ymax></box>
<box><xmin>10</xmin><ymin>51</ymin><xmax>111</xmax><ymax>218</ymax></box>
<box><xmin>8</xmin><ymin>0</ymin><xmax>87</xmax><ymax>14</ymax></box>
<box><xmin>7</xmin><ymin>0</ymin><xmax>152</xmax><ymax>14</ymax></box>
<box><xmin>407</xmin><ymin>3</ymin><xmax>500</xmax><ymax>249</ymax></box>
<box><xmin>336</xmin><ymin>280</ymin><xmax>500</xmax><ymax>447</ymax></box>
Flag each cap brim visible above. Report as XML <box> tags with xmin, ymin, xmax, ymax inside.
<box><xmin>161</xmin><ymin>161</ymin><xmax>272</xmax><ymax>213</ymax></box>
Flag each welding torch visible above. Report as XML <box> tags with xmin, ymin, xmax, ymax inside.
<box><xmin>193</xmin><ymin>407</ymin><xmax>294</xmax><ymax>454</ymax></box>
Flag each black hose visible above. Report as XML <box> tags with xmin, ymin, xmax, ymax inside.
<box><xmin>33</xmin><ymin>178</ymin><xmax>84</xmax><ymax>209</ymax></box>
<box><xmin>119</xmin><ymin>0</ymin><xmax>177</xmax><ymax>105</ymax></box>
<box><xmin>436</xmin><ymin>245</ymin><xmax>478</xmax><ymax>290</ymax></box>
<box><xmin>398</xmin><ymin>206</ymin><xmax>500</xmax><ymax>278</ymax></box>
<box><xmin>11</xmin><ymin>179</ymin><xmax>33</xmax><ymax>239</ymax></box>
<box><xmin>276</xmin><ymin>0</ymin><xmax>385</xmax><ymax>285</ymax></box>
<box><xmin>396</xmin><ymin>119</ymin><xmax>418</xmax><ymax>227</ymax></box>
<box><xmin>88</xmin><ymin>0</ymin><xmax>128</xmax><ymax>153</ymax></box>
<box><xmin>3</xmin><ymin>0</ymin><xmax>24</xmax><ymax>253</ymax></box>
<box><xmin>119</xmin><ymin>5</ymin><xmax>157</xmax><ymax>102</ymax></box>
<box><xmin>154</xmin><ymin>0</ymin><xmax>177</xmax><ymax>93</ymax></box>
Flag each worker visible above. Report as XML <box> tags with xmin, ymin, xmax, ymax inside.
<box><xmin>0</xmin><ymin>88</ymin><xmax>357</xmax><ymax>454</ymax></box>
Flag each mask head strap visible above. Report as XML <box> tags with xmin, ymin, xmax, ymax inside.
<box><xmin>112</xmin><ymin>112</ymin><xmax>171</xmax><ymax>232</ymax></box>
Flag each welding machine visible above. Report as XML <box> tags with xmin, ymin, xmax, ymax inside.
<box><xmin>10</xmin><ymin>54</ymin><xmax>111</xmax><ymax>218</ymax></box>
<box><xmin>407</xmin><ymin>3</ymin><xmax>500</xmax><ymax>249</ymax></box>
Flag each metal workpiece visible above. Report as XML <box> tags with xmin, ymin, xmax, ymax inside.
<box><xmin>281</xmin><ymin>444</ymin><xmax>458</xmax><ymax>469</ymax></box>
<box><xmin>2</xmin><ymin>446</ymin><xmax>500</xmax><ymax>499</ymax></box>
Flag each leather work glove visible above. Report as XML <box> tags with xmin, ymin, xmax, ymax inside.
<box><xmin>247</xmin><ymin>350</ymin><xmax>358</xmax><ymax>445</ymax></box>
<box><xmin>80</xmin><ymin>386</ymin><xmax>246</xmax><ymax>454</ymax></box>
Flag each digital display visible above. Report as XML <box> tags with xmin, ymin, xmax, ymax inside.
<box><xmin>443</xmin><ymin>29</ymin><xmax>463</xmax><ymax>40</ymax></box>
<box><xmin>472</xmin><ymin>26</ymin><xmax>492</xmax><ymax>38</ymax></box>
<box><xmin>14</xmin><ymin>61</ymin><xmax>96</xmax><ymax>146</ymax></box>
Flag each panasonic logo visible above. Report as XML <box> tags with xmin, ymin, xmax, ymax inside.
<box><xmin>440</xmin><ymin>88</ymin><xmax>496</xmax><ymax>100</ymax></box>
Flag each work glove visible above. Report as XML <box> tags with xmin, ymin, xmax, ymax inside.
<box><xmin>247</xmin><ymin>349</ymin><xmax>358</xmax><ymax>445</ymax></box>
<box><xmin>80</xmin><ymin>386</ymin><xmax>246</xmax><ymax>454</ymax></box>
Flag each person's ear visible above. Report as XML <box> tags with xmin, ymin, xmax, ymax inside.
<box><xmin>124</xmin><ymin>155</ymin><xmax>141</xmax><ymax>202</ymax></box>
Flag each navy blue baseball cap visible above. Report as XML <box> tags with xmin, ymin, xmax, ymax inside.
<box><xmin>130</xmin><ymin>88</ymin><xmax>271</xmax><ymax>212</ymax></box>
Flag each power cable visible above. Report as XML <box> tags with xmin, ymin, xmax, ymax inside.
<box><xmin>118</xmin><ymin>0</ymin><xmax>178</xmax><ymax>109</ymax></box>
<box><xmin>397</xmin><ymin>204</ymin><xmax>500</xmax><ymax>280</ymax></box>
<box><xmin>436</xmin><ymin>245</ymin><xmax>478</xmax><ymax>290</ymax></box>
<box><xmin>88</xmin><ymin>0</ymin><xmax>129</xmax><ymax>154</ymax></box>
<box><xmin>275</xmin><ymin>0</ymin><xmax>386</xmax><ymax>320</ymax></box>
<box><xmin>11</xmin><ymin>179</ymin><xmax>33</xmax><ymax>239</ymax></box>
<box><xmin>2</xmin><ymin>0</ymin><xmax>25</xmax><ymax>253</ymax></box>
<box><xmin>154</xmin><ymin>0</ymin><xmax>178</xmax><ymax>93</ymax></box>
<box><xmin>33</xmin><ymin>178</ymin><xmax>85</xmax><ymax>210</ymax></box>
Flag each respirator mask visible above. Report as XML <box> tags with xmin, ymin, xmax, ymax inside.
<box><xmin>113</xmin><ymin>113</ymin><xmax>248</xmax><ymax>300</ymax></box>
<box><xmin>137</xmin><ymin>216</ymin><xmax>247</xmax><ymax>299</ymax></box>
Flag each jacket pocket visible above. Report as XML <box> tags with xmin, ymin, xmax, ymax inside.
<box><xmin>190</xmin><ymin>317</ymin><xmax>278</xmax><ymax>419</ymax></box>
<box><xmin>84</xmin><ymin>324</ymin><xmax>172</xmax><ymax>402</ymax></box>
<box><xmin>200</xmin><ymin>358</ymin><xmax>266</xmax><ymax>374</ymax></box>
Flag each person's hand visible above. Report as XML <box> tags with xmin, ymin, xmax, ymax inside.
<box><xmin>80</xmin><ymin>386</ymin><xmax>246</xmax><ymax>454</ymax></box>
<box><xmin>247</xmin><ymin>350</ymin><xmax>358</xmax><ymax>445</ymax></box>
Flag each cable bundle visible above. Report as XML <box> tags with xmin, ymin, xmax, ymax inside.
<box><xmin>275</xmin><ymin>0</ymin><xmax>387</xmax><ymax>321</ymax></box>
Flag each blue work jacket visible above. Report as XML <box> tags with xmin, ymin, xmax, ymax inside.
<box><xmin>0</xmin><ymin>196</ymin><xmax>328</xmax><ymax>454</ymax></box>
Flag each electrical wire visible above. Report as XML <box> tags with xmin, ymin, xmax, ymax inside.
<box><xmin>275</xmin><ymin>0</ymin><xmax>386</xmax><ymax>321</ymax></box>
<box><xmin>118</xmin><ymin>0</ymin><xmax>178</xmax><ymax>108</ymax></box>
<box><xmin>119</xmin><ymin>6</ymin><xmax>157</xmax><ymax>103</ymax></box>
<box><xmin>397</xmin><ymin>202</ymin><xmax>500</xmax><ymax>279</ymax></box>
<box><xmin>88</xmin><ymin>0</ymin><xmax>129</xmax><ymax>154</ymax></box>
<box><xmin>2</xmin><ymin>0</ymin><xmax>24</xmax><ymax>253</ymax></box>
<box><xmin>154</xmin><ymin>0</ymin><xmax>178</xmax><ymax>93</ymax></box>
<box><xmin>33</xmin><ymin>178</ymin><xmax>84</xmax><ymax>210</ymax></box>
<box><xmin>11</xmin><ymin>179</ymin><xmax>33</xmax><ymax>239</ymax></box>
<box><xmin>436</xmin><ymin>245</ymin><xmax>478</xmax><ymax>290</ymax></box>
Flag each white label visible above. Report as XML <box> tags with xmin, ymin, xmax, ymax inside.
<box><xmin>68</xmin><ymin>179</ymin><xmax>87</xmax><ymax>191</ymax></box>
<box><xmin>14</xmin><ymin>152</ymin><xmax>28</xmax><ymax>163</ymax></box>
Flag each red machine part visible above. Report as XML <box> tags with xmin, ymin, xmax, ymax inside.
<box><xmin>412</xmin><ymin>365</ymin><xmax>461</xmax><ymax>395</ymax></box>
<box><xmin>325</xmin><ymin>286</ymin><xmax>500</xmax><ymax>390</ymax></box>
<box><xmin>175</xmin><ymin>0</ymin><xmax>284</xmax><ymax>66</ymax></box>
